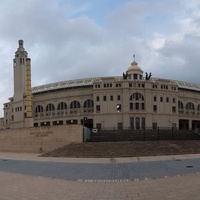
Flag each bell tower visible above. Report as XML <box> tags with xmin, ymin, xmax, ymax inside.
<box><xmin>13</xmin><ymin>40</ymin><xmax>28</xmax><ymax>101</ymax></box>
<box><xmin>11</xmin><ymin>40</ymin><xmax>33</xmax><ymax>128</ymax></box>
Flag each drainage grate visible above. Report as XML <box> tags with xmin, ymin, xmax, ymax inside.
<box><xmin>186</xmin><ymin>165</ymin><xmax>194</xmax><ymax>168</ymax></box>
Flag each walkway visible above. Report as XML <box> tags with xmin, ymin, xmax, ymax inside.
<box><xmin>0</xmin><ymin>153</ymin><xmax>200</xmax><ymax>200</ymax></box>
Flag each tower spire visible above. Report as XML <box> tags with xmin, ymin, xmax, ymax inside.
<box><xmin>133</xmin><ymin>54</ymin><xmax>135</xmax><ymax>62</ymax></box>
<box><xmin>18</xmin><ymin>40</ymin><xmax>24</xmax><ymax>48</ymax></box>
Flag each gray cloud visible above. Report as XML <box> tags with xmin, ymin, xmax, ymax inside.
<box><xmin>0</xmin><ymin>0</ymin><xmax>200</xmax><ymax>116</ymax></box>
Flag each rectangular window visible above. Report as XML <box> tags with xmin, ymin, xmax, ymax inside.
<box><xmin>160</xmin><ymin>97</ymin><xmax>163</xmax><ymax>102</ymax></box>
<box><xmin>166</xmin><ymin>97</ymin><xmax>169</xmax><ymax>102</ymax></box>
<box><xmin>96</xmin><ymin>105</ymin><xmax>101</xmax><ymax>113</ymax></box>
<box><xmin>154</xmin><ymin>96</ymin><xmax>157</xmax><ymax>101</ymax></box>
<box><xmin>66</xmin><ymin>119</ymin><xmax>78</xmax><ymax>125</ymax></box>
<box><xmin>96</xmin><ymin>123</ymin><xmax>102</xmax><ymax>130</ymax></box>
<box><xmin>110</xmin><ymin>95</ymin><xmax>113</xmax><ymax>101</ymax></box>
<box><xmin>118</xmin><ymin>123</ymin><xmax>123</xmax><ymax>130</ymax></box>
<box><xmin>117</xmin><ymin>95</ymin><xmax>121</xmax><ymax>101</ymax></box>
<box><xmin>152</xmin><ymin>123</ymin><xmax>157</xmax><ymax>129</ymax></box>
<box><xmin>129</xmin><ymin>83</ymin><xmax>132</xmax><ymax>87</ymax></box>
<box><xmin>136</xmin><ymin>117</ymin><xmax>140</xmax><ymax>129</ymax></box>
<box><xmin>142</xmin><ymin>103</ymin><xmax>145</xmax><ymax>110</ymax></box>
<box><xmin>142</xmin><ymin>117</ymin><xmax>145</xmax><ymax>129</ymax></box>
<box><xmin>172</xmin><ymin>98</ymin><xmax>176</xmax><ymax>103</ymax></box>
<box><xmin>130</xmin><ymin>117</ymin><xmax>134</xmax><ymax>129</ymax></box>
<box><xmin>172</xmin><ymin>106</ymin><xmax>176</xmax><ymax>113</ymax></box>
<box><xmin>133</xmin><ymin>74</ymin><xmax>137</xmax><ymax>80</ymax></box>
<box><xmin>153</xmin><ymin>105</ymin><xmax>157</xmax><ymax>112</ymax></box>
<box><xmin>172</xmin><ymin>123</ymin><xmax>176</xmax><ymax>129</ymax></box>
<box><xmin>96</xmin><ymin>96</ymin><xmax>100</xmax><ymax>101</ymax></box>
<box><xmin>117</xmin><ymin>104</ymin><xmax>121</xmax><ymax>112</ymax></box>
<box><xmin>135</xmin><ymin>103</ymin><xmax>139</xmax><ymax>110</ymax></box>
<box><xmin>103</xmin><ymin>96</ymin><xmax>107</xmax><ymax>101</ymax></box>
<box><xmin>153</xmin><ymin>84</ymin><xmax>157</xmax><ymax>89</ymax></box>
<box><xmin>130</xmin><ymin>103</ymin><xmax>133</xmax><ymax>110</ymax></box>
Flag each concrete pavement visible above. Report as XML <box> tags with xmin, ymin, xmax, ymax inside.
<box><xmin>0</xmin><ymin>152</ymin><xmax>200</xmax><ymax>200</ymax></box>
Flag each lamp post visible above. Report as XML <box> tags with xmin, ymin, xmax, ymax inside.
<box><xmin>83</xmin><ymin>117</ymin><xmax>87</xmax><ymax>143</ymax></box>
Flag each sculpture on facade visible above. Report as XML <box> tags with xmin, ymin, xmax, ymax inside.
<box><xmin>123</xmin><ymin>71</ymin><xmax>128</xmax><ymax>79</ymax></box>
<box><xmin>145</xmin><ymin>72</ymin><xmax>152</xmax><ymax>80</ymax></box>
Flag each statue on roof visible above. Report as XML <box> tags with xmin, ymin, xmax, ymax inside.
<box><xmin>145</xmin><ymin>72</ymin><xmax>152</xmax><ymax>80</ymax></box>
<box><xmin>123</xmin><ymin>71</ymin><xmax>128</xmax><ymax>79</ymax></box>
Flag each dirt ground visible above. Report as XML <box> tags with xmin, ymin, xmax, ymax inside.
<box><xmin>41</xmin><ymin>140</ymin><xmax>200</xmax><ymax>158</ymax></box>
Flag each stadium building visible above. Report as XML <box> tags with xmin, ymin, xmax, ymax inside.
<box><xmin>1</xmin><ymin>40</ymin><xmax>200</xmax><ymax>131</ymax></box>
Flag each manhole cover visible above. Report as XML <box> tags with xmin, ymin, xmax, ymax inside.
<box><xmin>186</xmin><ymin>165</ymin><xmax>194</xmax><ymax>168</ymax></box>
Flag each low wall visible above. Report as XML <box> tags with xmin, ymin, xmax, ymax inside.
<box><xmin>0</xmin><ymin>125</ymin><xmax>83</xmax><ymax>153</ymax></box>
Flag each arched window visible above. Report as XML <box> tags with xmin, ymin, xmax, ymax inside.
<box><xmin>186</xmin><ymin>102</ymin><xmax>195</xmax><ymax>110</ymax></box>
<box><xmin>70</xmin><ymin>101</ymin><xmax>80</xmax><ymax>109</ymax></box>
<box><xmin>84</xmin><ymin>99</ymin><xmax>94</xmax><ymax>112</ymax></box>
<box><xmin>57</xmin><ymin>102</ymin><xmax>67</xmax><ymax>110</ymax></box>
<box><xmin>130</xmin><ymin>93</ymin><xmax>144</xmax><ymax>101</ymax></box>
<box><xmin>46</xmin><ymin>103</ymin><xmax>55</xmax><ymax>111</ymax></box>
<box><xmin>70</xmin><ymin>100</ymin><xmax>80</xmax><ymax>113</ymax></box>
<box><xmin>35</xmin><ymin>105</ymin><xmax>43</xmax><ymax>113</ymax></box>
<box><xmin>178</xmin><ymin>101</ymin><xmax>184</xmax><ymax>113</ymax></box>
<box><xmin>129</xmin><ymin>92</ymin><xmax>145</xmax><ymax>111</ymax></box>
<box><xmin>178</xmin><ymin>101</ymin><xmax>183</xmax><ymax>109</ymax></box>
<box><xmin>84</xmin><ymin>99</ymin><xmax>94</xmax><ymax>108</ymax></box>
<box><xmin>197</xmin><ymin>104</ymin><xmax>200</xmax><ymax>114</ymax></box>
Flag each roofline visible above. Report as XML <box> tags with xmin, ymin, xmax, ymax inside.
<box><xmin>31</xmin><ymin>76</ymin><xmax>200</xmax><ymax>94</ymax></box>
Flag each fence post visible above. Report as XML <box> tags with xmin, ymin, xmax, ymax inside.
<box><xmin>157</xmin><ymin>127</ymin><xmax>159</xmax><ymax>140</ymax></box>
<box><xmin>114</xmin><ymin>127</ymin><xmax>116</xmax><ymax>141</ymax></box>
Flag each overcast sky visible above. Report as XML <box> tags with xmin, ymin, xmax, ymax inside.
<box><xmin>0</xmin><ymin>0</ymin><xmax>200</xmax><ymax>117</ymax></box>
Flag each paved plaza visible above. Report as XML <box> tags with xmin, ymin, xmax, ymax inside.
<box><xmin>0</xmin><ymin>152</ymin><xmax>200</xmax><ymax>199</ymax></box>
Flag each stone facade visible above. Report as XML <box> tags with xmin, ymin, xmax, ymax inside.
<box><xmin>0</xmin><ymin>125</ymin><xmax>83</xmax><ymax>152</ymax></box>
<box><xmin>1</xmin><ymin>40</ymin><xmax>200</xmax><ymax>131</ymax></box>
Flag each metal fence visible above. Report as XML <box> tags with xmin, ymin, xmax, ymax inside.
<box><xmin>88</xmin><ymin>127</ymin><xmax>200</xmax><ymax>142</ymax></box>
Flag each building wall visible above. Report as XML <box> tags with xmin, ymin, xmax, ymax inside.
<box><xmin>3</xmin><ymin>76</ymin><xmax>200</xmax><ymax>130</ymax></box>
<box><xmin>0</xmin><ymin>124</ymin><xmax>83</xmax><ymax>152</ymax></box>
<box><xmin>32</xmin><ymin>86</ymin><xmax>94</xmax><ymax>126</ymax></box>
<box><xmin>0</xmin><ymin>118</ymin><xmax>4</xmax><ymax>129</ymax></box>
